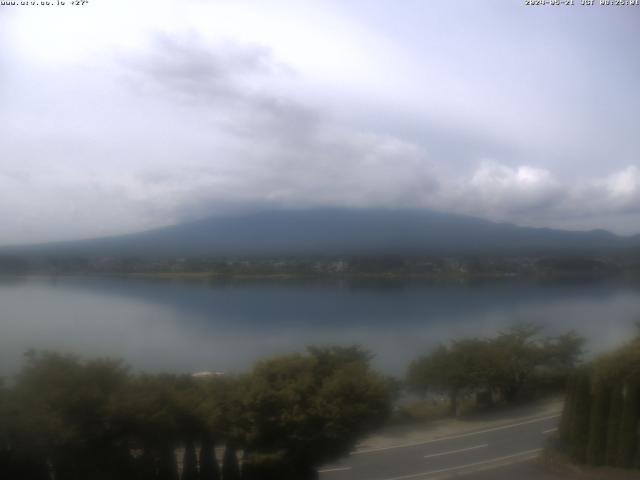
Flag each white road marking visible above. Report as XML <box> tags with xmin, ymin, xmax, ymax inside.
<box><xmin>381</xmin><ymin>448</ymin><xmax>543</xmax><ymax>480</ymax></box>
<box><xmin>542</xmin><ymin>428</ymin><xmax>558</xmax><ymax>434</ymax></box>
<box><xmin>318</xmin><ymin>466</ymin><xmax>352</xmax><ymax>474</ymax></box>
<box><xmin>423</xmin><ymin>443</ymin><xmax>488</xmax><ymax>459</ymax></box>
<box><xmin>352</xmin><ymin>413</ymin><xmax>560</xmax><ymax>455</ymax></box>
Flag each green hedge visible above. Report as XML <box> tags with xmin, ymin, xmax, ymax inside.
<box><xmin>559</xmin><ymin>339</ymin><xmax>640</xmax><ymax>470</ymax></box>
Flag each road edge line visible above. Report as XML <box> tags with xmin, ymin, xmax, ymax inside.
<box><xmin>352</xmin><ymin>413</ymin><xmax>560</xmax><ymax>456</ymax></box>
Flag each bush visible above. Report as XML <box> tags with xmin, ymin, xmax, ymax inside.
<box><xmin>559</xmin><ymin>337</ymin><xmax>640</xmax><ymax>470</ymax></box>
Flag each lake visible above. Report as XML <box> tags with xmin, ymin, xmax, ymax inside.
<box><xmin>1</xmin><ymin>276</ymin><xmax>639</xmax><ymax>378</ymax></box>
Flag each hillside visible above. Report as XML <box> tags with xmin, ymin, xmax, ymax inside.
<box><xmin>4</xmin><ymin>208</ymin><xmax>638</xmax><ymax>259</ymax></box>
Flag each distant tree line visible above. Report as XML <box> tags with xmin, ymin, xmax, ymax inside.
<box><xmin>0</xmin><ymin>347</ymin><xmax>391</xmax><ymax>480</ymax></box>
<box><xmin>2</xmin><ymin>253</ymin><xmax>639</xmax><ymax>277</ymax></box>
<box><xmin>559</xmin><ymin>332</ymin><xmax>640</xmax><ymax>470</ymax></box>
<box><xmin>406</xmin><ymin>325</ymin><xmax>584</xmax><ymax>415</ymax></box>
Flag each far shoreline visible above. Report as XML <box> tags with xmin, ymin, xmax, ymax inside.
<box><xmin>2</xmin><ymin>270</ymin><xmax>638</xmax><ymax>284</ymax></box>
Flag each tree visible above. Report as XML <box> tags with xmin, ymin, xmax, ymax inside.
<box><xmin>156</xmin><ymin>444</ymin><xmax>179</xmax><ymax>480</ymax></box>
<box><xmin>110</xmin><ymin>373</ymin><xmax>205</xmax><ymax>480</ymax></box>
<box><xmin>12</xmin><ymin>352</ymin><xmax>134</xmax><ymax>480</ymax></box>
<box><xmin>616</xmin><ymin>377</ymin><xmax>639</xmax><ymax>468</ymax></box>
<box><xmin>222</xmin><ymin>444</ymin><xmax>240</xmax><ymax>480</ymax></box>
<box><xmin>199</xmin><ymin>434</ymin><xmax>220</xmax><ymax>480</ymax></box>
<box><xmin>544</xmin><ymin>331</ymin><xmax>585</xmax><ymax>370</ymax></box>
<box><xmin>586</xmin><ymin>379</ymin><xmax>609</xmax><ymax>466</ymax></box>
<box><xmin>568</xmin><ymin>370</ymin><xmax>591</xmax><ymax>463</ymax></box>
<box><xmin>408</xmin><ymin>325</ymin><xmax>584</xmax><ymax>414</ymax></box>
<box><xmin>605</xmin><ymin>385</ymin><xmax>623</xmax><ymax>466</ymax></box>
<box><xmin>489</xmin><ymin>324</ymin><xmax>546</xmax><ymax>402</ymax></box>
<box><xmin>182</xmin><ymin>440</ymin><xmax>198</xmax><ymax>480</ymax></box>
<box><xmin>407</xmin><ymin>339</ymin><xmax>496</xmax><ymax>415</ymax></box>
<box><xmin>0</xmin><ymin>346</ymin><xmax>392</xmax><ymax>480</ymax></box>
<box><xmin>241</xmin><ymin>346</ymin><xmax>391</xmax><ymax>479</ymax></box>
<box><xmin>559</xmin><ymin>336</ymin><xmax>640</xmax><ymax>469</ymax></box>
<box><xmin>0</xmin><ymin>376</ymin><xmax>50</xmax><ymax>480</ymax></box>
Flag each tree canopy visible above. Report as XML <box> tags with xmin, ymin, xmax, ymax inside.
<box><xmin>407</xmin><ymin>325</ymin><xmax>584</xmax><ymax>414</ymax></box>
<box><xmin>241</xmin><ymin>346</ymin><xmax>391</xmax><ymax>479</ymax></box>
<box><xmin>0</xmin><ymin>346</ymin><xmax>392</xmax><ymax>480</ymax></box>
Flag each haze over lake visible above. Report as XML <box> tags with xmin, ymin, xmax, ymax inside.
<box><xmin>2</xmin><ymin>276</ymin><xmax>639</xmax><ymax>377</ymax></box>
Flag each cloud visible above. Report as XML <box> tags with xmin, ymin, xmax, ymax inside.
<box><xmin>122</xmin><ymin>33</ymin><xmax>282</xmax><ymax>104</ymax></box>
<box><xmin>424</xmin><ymin>162</ymin><xmax>640</xmax><ymax>233</ymax></box>
<box><xmin>0</xmin><ymin>18</ymin><xmax>639</xmax><ymax>245</ymax></box>
<box><xmin>450</xmin><ymin>162</ymin><xmax>563</xmax><ymax>216</ymax></box>
<box><xmin>120</xmin><ymin>32</ymin><xmax>323</xmax><ymax>151</ymax></box>
<box><xmin>569</xmin><ymin>166</ymin><xmax>640</xmax><ymax>216</ymax></box>
<box><xmin>118</xmin><ymin>34</ymin><xmax>439</xmax><ymax>218</ymax></box>
<box><xmin>595</xmin><ymin>166</ymin><xmax>640</xmax><ymax>212</ymax></box>
<box><xmin>0</xmin><ymin>32</ymin><xmax>442</xmax><ymax>246</ymax></box>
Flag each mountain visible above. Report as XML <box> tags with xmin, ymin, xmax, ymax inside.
<box><xmin>4</xmin><ymin>208</ymin><xmax>639</xmax><ymax>257</ymax></box>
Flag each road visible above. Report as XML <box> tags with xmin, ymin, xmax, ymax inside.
<box><xmin>319</xmin><ymin>412</ymin><xmax>561</xmax><ymax>480</ymax></box>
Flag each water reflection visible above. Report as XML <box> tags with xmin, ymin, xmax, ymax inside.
<box><xmin>0</xmin><ymin>276</ymin><xmax>639</xmax><ymax>377</ymax></box>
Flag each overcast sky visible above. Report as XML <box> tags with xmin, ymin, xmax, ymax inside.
<box><xmin>0</xmin><ymin>0</ymin><xmax>638</xmax><ymax>245</ymax></box>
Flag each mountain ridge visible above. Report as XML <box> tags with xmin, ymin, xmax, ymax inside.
<box><xmin>3</xmin><ymin>208</ymin><xmax>638</xmax><ymax>258</ymax></box>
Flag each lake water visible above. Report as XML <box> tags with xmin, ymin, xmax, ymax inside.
<box><xmin>1</xmin><ymin>276</ymin><xmax>639</xmax><ymax>378</ymax></box>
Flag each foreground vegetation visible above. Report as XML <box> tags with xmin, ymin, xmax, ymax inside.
<box><xmin>0</xmin><ymin>347</ymin><xmax>391</xmax><ymax>480</ymax></box>
<box><xmin>0</xmin><ymin>326</ymin><xmax>585</xmax><ymax>480</ymax></box>
<box><xmin>558</xmin><ymin>334</ymin><xmax>640</xmax><ymax>470</ymax></box>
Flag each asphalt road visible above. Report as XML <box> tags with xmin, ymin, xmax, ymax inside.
<box><xmin>318</xmin><ymin>413</ymin><xmax>560</xmax><ymax>480</ymax></box>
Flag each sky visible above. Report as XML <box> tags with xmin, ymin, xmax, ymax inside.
<box><xmin>0</xmin><ymin>0</ymin><xmax>639</xmax><ymax>245</ymax></box>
